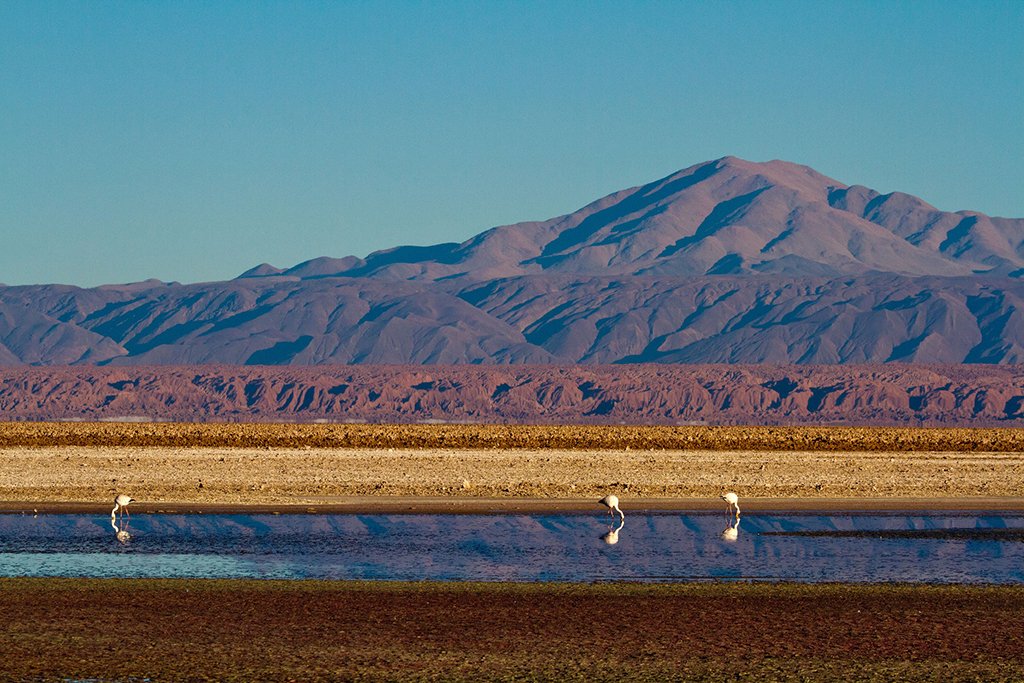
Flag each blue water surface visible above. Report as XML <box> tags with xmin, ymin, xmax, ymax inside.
<box><xmin>1</xmin><ymin>512</ymin><xmax>1022</xmax><ymax>583</ymax></box>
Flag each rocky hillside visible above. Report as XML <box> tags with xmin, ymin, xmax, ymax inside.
<box><xmin>1</xmin><ymin>364</ymin><xmax>1021</xmax><ymax>426</ymax></box>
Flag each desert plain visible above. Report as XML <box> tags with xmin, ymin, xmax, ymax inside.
<box><xmin>2</xmin><ymin>422</ymin><xmax>1024</xmax><ymax>681</ymax></box>
<box><xmin>1</xmin><ymin>422</ymin><xmax>1023</xmax><ymax>511</ymax></box>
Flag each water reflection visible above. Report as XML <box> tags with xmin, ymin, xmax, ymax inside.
<box><xmin>721</xmin><ymin>516</ymin><xmax>740</xmax><ymax>542</ymax></box>
<box><xmin>111</xmin><ymin>517</ymin><xmax>131</xmax><ymax>545</ymax></box>
<box><xmin>601</xmin><ymin>517</ymin><xmax>625</xmax><ymax>545</ymax></box>
<box><xmin>763</xmin><ymin>528</ymin><xmax>1024</xmax><ymax>541</ymax></box>
<box><xmin>1</xmin><ymin>512</ymin><xmax>1023</xmax><ymax>584</ymax></box>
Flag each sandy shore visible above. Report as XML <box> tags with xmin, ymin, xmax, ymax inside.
<box><xmin>3</xmin><ymin>442</ymin><xmax>1024</xmax><ymax>512</ymax></box>
<box><xmin>2</xmin><ymin>423</ymin><xmax>1023</xmax><ymax>511</ymax></box>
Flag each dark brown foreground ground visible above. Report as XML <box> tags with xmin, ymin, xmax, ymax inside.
<box><xmin>3</xmin><ymin>579</ymin><xmax>1022</xmax><ymax>682</ymax></box>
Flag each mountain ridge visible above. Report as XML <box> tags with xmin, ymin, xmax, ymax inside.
<box><xmin>248</xmin><ymin>156</ymin><xmax>1023</xmax><ymax>282</ymax></box>
<box><xmin>1</xmin><ymin>157</ymin><xmax>1022</xmax><ymax>367</ymax></box>
<box><xmin>1</xmin><ymin>364</ymin><xmax>1021</xmax><ymax>426</ymax></box>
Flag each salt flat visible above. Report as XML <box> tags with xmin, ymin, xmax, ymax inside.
<box><xmin>2</xmin><ymin>444</ymin><xmax>1023</xmax><ymax>511</ymax></box>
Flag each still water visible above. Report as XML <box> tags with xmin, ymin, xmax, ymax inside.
<box><xmin>1</xmin><ymin>512</ymin><xmax>1022</xmax><ymax>583</ymax></box>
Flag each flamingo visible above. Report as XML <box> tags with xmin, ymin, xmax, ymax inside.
<box><xmin>111</xmin><ymin>493</ymin><xmax>135</xmax><ymax>520</ymax></box>
<box><xmin>721</xmin><ymin>491</ymin><xmax>740</xmax><ymax>517</ymax></box>
<box><xmin>598</xmin><ymin>494</ymin><xmax>625</xmax><ymax>522</ymax></box>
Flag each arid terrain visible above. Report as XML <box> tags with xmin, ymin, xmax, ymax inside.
<box><xmin>3</xmin><ymin>421</ymin><xmax>1024</xmax><ymax>450</ymax></box>
<box><xmin>2</xmin><ymin>423</ymin><xmax>1023</xmax><ymax>509</ymax></box>
<box><xmin>2</xmin><ymin>579</ymin><xmax>1022</xmax><ymax>682</ymax></box>
<box><xmin>1</xmin><ymin>364</ymin><xmax>1023</xmax><ymax>425</ymax></box>
<box><xmin>5</xmin><ymin>445</ymin><xmax>1024</xmax><ymax>510</ymax></box>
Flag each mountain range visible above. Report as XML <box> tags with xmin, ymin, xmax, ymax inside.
<box><xmin>2</xmin><ymin>156</ymin><xmax>1022</xmax><ymax>366</ymax></box>
<box><xmin>1</xmin><ymin>364</ymin><xmax>1021</xmax><ymax>425</ymax></box>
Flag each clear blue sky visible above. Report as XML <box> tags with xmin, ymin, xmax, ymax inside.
<box><xmin>2</xmin><ymin>1</ymin><xmax>1021</xmax><ymax>287</ymax></box>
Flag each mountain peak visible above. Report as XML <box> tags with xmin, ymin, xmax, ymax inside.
<box><xmin>300</xmin><ymin>157</ymin><xmax>1020</xmax><ymax>281</ymax></box>
<box><xmin>237</xmin><ymin>263</ymin><xmax>284</xmax><ymax>279</ymax></box>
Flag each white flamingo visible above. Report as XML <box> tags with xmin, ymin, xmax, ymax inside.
<box><xmin>721</xmin><ymin>491</ymin><xmax>740</xmax><ymax>517</ymax></box>
<box><xmin>598</xmin><ymin>494</ymin><xmax>625</xmax><ymax>522</ymax></box>
<box><xmin>111</xmin><ymin>493</ymin><xmax>135</xmax><ymax>520</ymax></box>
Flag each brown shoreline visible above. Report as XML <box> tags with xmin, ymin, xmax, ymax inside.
<box><xmin>4</xmin><ymin>423</ymin><xmax>1024</xmax><ymax>513</ymax></box>
<box><xmin>5</xmin><ymin>444</ymin><xmax>1024</xmax><ymax>508</ymax></box>
<box><xmin>5</xmin><ymin>495</ymin><xmax>1024</xmax><ymax>515</ymax></box>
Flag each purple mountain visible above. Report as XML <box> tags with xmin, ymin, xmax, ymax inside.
<box><xmin>2</xmin><ymin>157</ymin><xmax>1022</xmax><ymax>365</ymax></box>
<box><xmin>262</xmin><ymin>156</ymin><xmax>1024</xmax><ymax>281</ymax></box>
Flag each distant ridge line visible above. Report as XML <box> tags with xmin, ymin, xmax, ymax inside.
<box><xmin>0</xmin><ymin>364</ymin><xmax>1022</xmax><ymax>426</ymax></box>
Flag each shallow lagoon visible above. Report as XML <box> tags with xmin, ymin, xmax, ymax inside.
<box><xmin>2</xmin><ymin>511</ymin><xmax>1022</xmax><ymax>583</ymax></box>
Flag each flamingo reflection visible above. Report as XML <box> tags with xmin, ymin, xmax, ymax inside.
<box><xmin>721</xmin><ymin>516</ymin><xmax>740</xmax><ymax>542</ymax></box>
<box><xmin>110</xmin><ymin>517</ymin><xmax>131</xmax><ymax>545</ymax></box>
<box><xmin>601</xmin><ymin>517</ymin><xmax>625</xmax><ymax>545</ymax></box>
